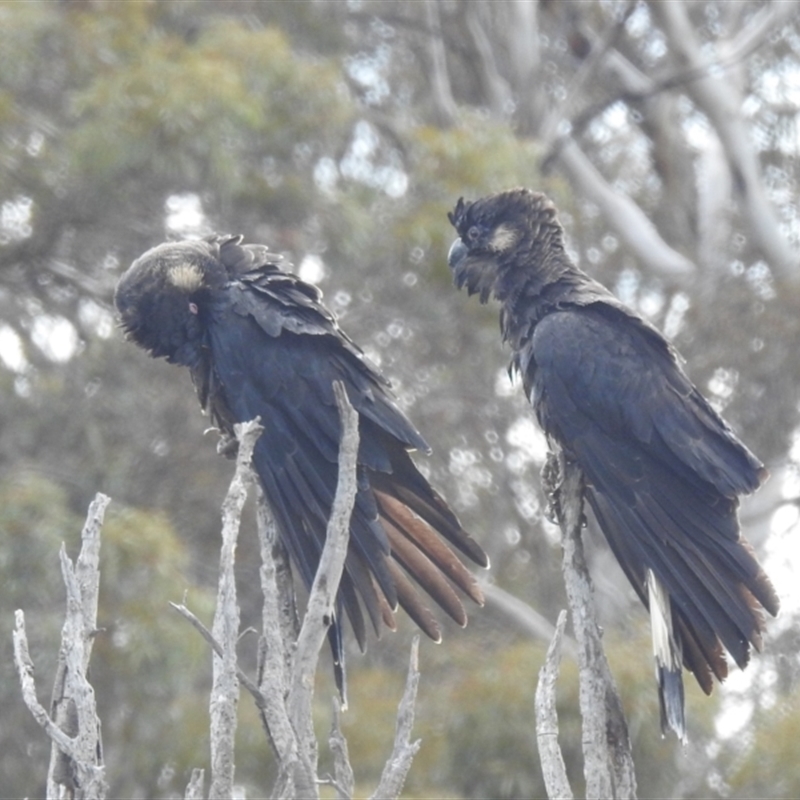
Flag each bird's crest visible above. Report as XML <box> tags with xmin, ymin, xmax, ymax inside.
<box><xmin>447</xmin><ymin>197</ymin><xmax>468</xmax><ymax>228</ymax></box>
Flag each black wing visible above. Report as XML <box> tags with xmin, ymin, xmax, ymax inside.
<box><xmin>196</xmin><ymin>245</ymin><xmax>487</xmax><ymax>691</ymax></box>
<box><xmin>528</xmin><ymin>305</ymin><xmax>778</xmax><ymax>693</ymax></box>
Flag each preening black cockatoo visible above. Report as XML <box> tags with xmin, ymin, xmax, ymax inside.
<box><xmin>115</xmin><ymin>235</ymin><xmax>488</xmax><ymax>696</ymax></box>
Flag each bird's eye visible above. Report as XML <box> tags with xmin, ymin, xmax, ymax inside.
<box><xmin>467</xmin><ymin>225</ymin><xmax>481</xmax><ymax>242</ymax></box>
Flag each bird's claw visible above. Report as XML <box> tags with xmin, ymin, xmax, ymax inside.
<box><xmin>208</xmin><ymin>428</ymin><xmax>239</xmax><ymax>459</ymax></box>
<box><xmin>541</xmin><ymin>450</ymin><xmax>564</xmax><ymax>524</ymax></box>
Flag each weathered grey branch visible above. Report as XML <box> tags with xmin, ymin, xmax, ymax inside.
<box><xmin>72</xmin><ymin>495</ymin><xmax>106</xmax><ymax>656</ymax></box>
<box><xmin>507</xmin><ymin>0</ymin><xmax>544</xmax><ymax>134</ymax></box>
<box><xmin>208</xmin><ymin>418</ymin><xmax>263</xmax><ymax>799</ymax></box>
<box><xmin>289</xmin><ymin>382</ymin><xmax>359</xmax><ymax>761</ymax></box>
<box><xmin>254</xmin><ymin>486</ymin><xmax>306</xmax><ymax>798</ymax></box>
<box><xmin>184</xmin><ymin>768</ymin><xmax>205</xmax><ymax>800</ymax></box>
<box><xmin>555</xmin><ymin>138</ymin><xmax>696</xmax><ymax>279</ymax></box>
<box><xmin>254</xmin><ymin>484</ymin><xmax>315</xmax><ymax>800</ymax></box>
<box><xmin>257</xmin><ymin>487</ymin><xmax>300</xmax><ymax>679</ymax></box>
<box><xmin>539</xmin><ymin>2</ymin><xmax>635</xmax><ymax>147</ymax></box>
<box><xmin>13</xmin><ymin>493</ymin><xmax>110</xmax><ymax>800</ymax></box>
<box><xmin>548</xmin><ymin>455</ymin><xmax>637</xmax><ymax>800</ymax></box>
<box><xmin>14</xmin><ymin>612</ymin><xmax>88</xmax><ymax>773</ymax></box>
<box><xmin>535</xmin><ymin>609</ymin><xmax>573</xmax><ymax>800</ymax></box>
<box><xmin>649</xmin><ymin>0</ymin><xmax>798</xmax><ymax>283</ymax></box>
<box><xmin>329</xmin><ymin>699</ymin><xmax>355</xmax><ymax>800</ymax></box>
<box><xmin>255</xmin><ymin>380</ymin><xmax>360</xmax><ymax>800</ymax></box>
<box><xmin>465</xmin><ymin>1</ymin><xmax>514</xmax><ymax>117</ymax></box>
<box><xmin>425</xmin><ymin>0</ymin><xmax>458</xmax><ymax>127</ymax></box>
<box><xmin>369</xmin><ymin>635</ymin><xmax>422</xmax><ymax>800</ymax></box>
<box><xmin>169</xmin><ymin>601</ymin><xmax>269</xmax><ymax>713</ymax></box>
<box><xmin>482</xmin><ymin>581</ymin><xmax>579</xmax><ymax>659</ymax></box>
<box><xmin>175</xmin><ymin>384</ymin><xmax>420</xmax><ymax>800</ymax></box>
<box><xmin>696</xmin><ymin>133</ymin><xmax>734</xmax><ymax>274</ymax></box>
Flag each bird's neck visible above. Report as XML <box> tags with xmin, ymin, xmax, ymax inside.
<box><xmin>497</xmin><ymin>252</ymin><xmax>583</xmax><ymax>348</ymax></box>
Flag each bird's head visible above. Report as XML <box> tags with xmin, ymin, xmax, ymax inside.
<box><xmin>447</xmin><ymin>189</ymin><xmax>568</xmax><ymax>303</ymax></box>
<box><xmin>115</xmin><ymin>238</ymin><xmax>228</xmax><ymax>366</ymax></box>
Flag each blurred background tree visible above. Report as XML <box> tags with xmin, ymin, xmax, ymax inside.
<box><xmin>2</xmin><ymin>0</ymin><xmax>799</xmax><ymax>796</ymax></box>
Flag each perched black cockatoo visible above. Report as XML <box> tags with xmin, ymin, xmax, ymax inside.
<box><xmin>447</xmin><ymin>188</ymin><xmax>778</xmax><ymax>740</ymax></box>
<box><xmin>115</xmin><ymin>235</ymin><xmax>488</xmax><ymax>695</ymax></box>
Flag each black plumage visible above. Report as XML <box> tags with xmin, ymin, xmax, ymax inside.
<box><xmin>115</xmin><ymin>235</ymin><xmax>488</xmax><ymax>694</ymax></box>
<box><xmin>447</xmin><ymin>188</ymin><xmax>778</xmax><ymax>740</ymax></box>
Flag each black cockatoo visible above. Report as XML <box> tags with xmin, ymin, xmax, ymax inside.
<box><xmin>115</xmin><ymin>234</ymin><xmax>488</xmax><ymax>695</ymax></box>
<box><xmin>447</xmin><ymin>188</ymin><xmax>778</xmax><ymax>740</ymax></box>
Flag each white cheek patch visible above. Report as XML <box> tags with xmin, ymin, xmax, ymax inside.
<box><xmin>490</xmin><ymin>223</ymin><xmax>518</xmax><ymax>252</ymax></box>
<box><xmin>168</xmin><ymin>262</ymin><xmax>204</xmax><ymax>291</ymax></box>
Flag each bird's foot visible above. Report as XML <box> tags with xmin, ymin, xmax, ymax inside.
<box><xmin>541</xmin><ymin>450</ymin><xmax>564</xmax><ymax>525</ymax></box>
<box><xmin>542</xmin><ymin>450</ymin><xmax>588</xmax><ymax>528</ymax></box>
<box><xmin>205</xmin><ymin>427</ymin><xmax>239</xmax><ymax>459</ymax></box>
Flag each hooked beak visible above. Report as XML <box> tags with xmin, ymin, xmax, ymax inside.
<box><xmin>447</xmin><ymin>238</ymin><xmax>469</xmax><ymax>288</ymax></box>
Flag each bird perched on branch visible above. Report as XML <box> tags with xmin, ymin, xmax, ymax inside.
<box><xmin>115</xmin><ymin>235</ymin><xmax>488</xmax><ymax>695</ymax></box>
<box><xmin>447</xmin><ymin>188</ymin><xmax>778</xmax><ymax>740</ymax></box>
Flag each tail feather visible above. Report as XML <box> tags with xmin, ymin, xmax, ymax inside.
<box><xmin>337</xmin><ymin>575</ymin><xmax>367</xmax><ymax>653</ymax></box>
<box><xmin>383</xmin><ymin>519</ymin><xmax>468</xmax><ymax>627</ymax></box>
<box><xmin>257</xmin><ymin>418</ymin><xmax>487</xmax><ymax>667</ymax></box>
<box><xmin>386</xmin><ymin>559</ymin><xmax>443</xmax><ymax>642</ymax></box>
<box><xmin>738</xmin><ymin>538</ymin><xmax>780</xmax><ymax>617</ymax></box>
<box><xmin>675</xmin><ymin>614</ymin><xmax>722</xmax><ymax>694</ymax></box>
<box><xmin>371</xmin><ymin>451</ymin><xmax>490</xmax><ymax>568</ymax></box>
<box><xmin>328</xmin><ymin>618</ymin><xmax>347</xmax><ymax>705</ymax></box>
<box><xmin>633</xmin><ymin>474</ymin><xmax>769</xmax><ymax>663</ymax></box>
<box><xmin>341</xmin><ymin>550</ymin><xmax>386</xmax><ymax>646</ymax></box>
<box><xmin>644</xmin><ymin>465</ymin><xmax>778</xmax><ymax>616</ymax></box>
<box><xmin>376</xmin><ymin>490</ymin><xmax>485</xmax><ymax>605</ymax></box>
<box><xmin>610</xmin><ymin>493</ymin><xmax>751</xmax><ymax>666</ymax></box>
<box><xmin>647</xmin><ymin>569</ymin><xmax>686</xmax><ymax>741</ymax></box>
<box><xmin>582</xmin><ymin>432</ymin><xmax>777</xmax><ymax>737</ymax></box>
<box><xmin>589</xmin><ymin>484</ymin><xmax>750</xmax><ymax>670</ymax></box>
<box><xmin>657</xmin><ymin>663</ymin><xmax>686</xmax><ymax>742</ymax></box>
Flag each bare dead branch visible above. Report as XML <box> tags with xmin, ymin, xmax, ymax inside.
<box><xmin>208</xmin><ymin>417</ymin><xmax>262</xmax><ymax>799</ymax></box>
<box><xmin>257</xmin><ymin>486</ymin><xmax>300</xmax><ymax>679</ymax></box>
<box><xmin>289</xmin><ymin>381</ymin><xmax>359</xmax><ymax>758</ymax></box>
<box><xmin>465</xmin><ymin>1</ymin><xmax>514</xmax><ymax>117</ymax></box>
<box><xmin>424</xmin><ymin>0</ymin><xmax>458</xmax><ymax>127</ymax></box>
<box><xmin>482</xmin><ymin>581</ymin><xmax>579</xmax><ymax>659</ymax></box>
<box><xmin>169</xmin><ymin>601</ymin><xmax>268</xmax><ymax>712</ymax></box>
<box><xmin>649</xmin><ymin>0</ymin><xmax>798</xmax><ymax>284</ymax></box>
<box><xmin>252</xmin><ymin>490</ymin><xmax>310</xmax><ymax>800</ymax></box>
<box><xmin>73</xmin><ymin>495</ymin><xmax>106</xmax><ymax>651</ymax></box>
<box><xmin>13</xmin><ymin>612</ymin><xmax>83</xmax><ymax>759</ymax></box>
<box><xmin>329</xmin><ymin>699</ymin><xmax>355</xmax><ymax>800</ymax></box>
<box><xmin>547</xmin><ymin>455</ymin><xmax>637</xmax><ymax>800</ymax></box>
<box><xmin>253</xmin><ymin>381</ymin><xmax>360</xmax><ymax>800</ymax></box>
<box><xmin>184</xmin><ymin>768</ymin><xmax>205</xmax><ymax>800</ymax></box>
<box><xmin>13</xmin><ymin>493</ymin><xmax>110</xmax><ymax>800</ymax></box>
<box><xmin>554</xmin><ymin>138</ymin><xmax>696</xmax><ymax>279</ymax></box>
<box><xmin>369</xmin><ymin>636</ymin><xmax>422</xmax><ymax>800</ymax></box>
<box><xmin>175</xmin><ymin>385</ymin><xmax>418</xmax><ymax>800</ymax></box>
<box><xmin>535</xmin><ymin>609</ymin><xmax>573</xmax><ymax>800</ymax></box>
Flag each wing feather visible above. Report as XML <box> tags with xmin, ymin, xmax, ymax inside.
<box><xmin>531</xmin><ymin>306</ymin><xmax>776</xmax><ymax>692</ymax></box>
<box><xmin>205</xmin><ymin>280</ymin><xmax>486</xmax><ymax>657</ymax></box>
